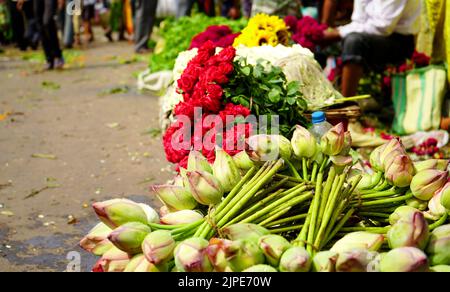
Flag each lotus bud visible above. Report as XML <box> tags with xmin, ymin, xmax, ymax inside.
<box><xmin>330</xmin><ymin>155</ymin><xmax>353</xmax><ymax>173</ymax></box>
<box><xmin>331</xmin><ymin>232</ymin><xmax>385</xmax><ymax>253</ymax></box>
<box><xmin>79</xmin><ymin>222</ymin><xmax>114</xmax><ymax>256</ymax></box>
<box><xmin>187</xmin><ymin>150</ymin><xmax>213</xmax><ymax>173</ymax></box>
<box><xmin>370</xmin><ymin>144</ymin><xmax>386</xmax><ymax>172</ymax></box>
<box><xmin>279</xmin><ymin>246</ymin><xmax>311</xmax><ymax>272</ymax></box>
<box><xmin>206</xmin><ymin>238</ymin><xmax>233</xmax><ymax>272</ymax></box>
<box><xmin>124</xmin><ymin>254</ymin><xmax>167</xmax><ymax>272</ymax></box>
<box><xmin>291</xmin><ymin>125</ymin><xmax>317</xmax><ymax>158</ymax></box>
<box><xmin>151</xmin><ymin>185</ymin><xmax>197</xmax><ymax>212</ymax></box>
<box><xmin>226</xmin><ymin>240</ymin><xmax>265</xmax><ymax>272</ymax></box>
<box><xmin>387</xmin><ymin>211</ymin><xmax>429</xmax><ymax>250</ymax></box>
<box><xmin>160</xmin><ymin>206</ymin><xmax>170</xmax><ymax>217</ymax></box>
<box><xmin>355</xmin><ymin>173</ymin><xmax>374</xmax><ymax>190</ymax></box>
<box><xmin>380</xmin><ymin>247</ymin><xmax>429</xmax><ymax>272</ymax></box>
<box><xmin>222</xmin><ymin>223</ymin><xmax>270</xmax><ymax>243</ymax></box>
<box><xmin>406</xmin><ymin>198</ymin><xmax>428</xmax><ymax>211</ymax></box>
<box><xmin>430</xmin><ymin>265</ymin><xmax>450</xmax><ymax>272</ymax></box>
<box><xmin>312</xmin><ymin>251</ymin><xmax>338</xmax><ymax>272</ymax></box>
<box><xmin>233</xmin><ymin>151</ymin><xmax>254</xmax><ymax>170</ymax></box>
<box><xmin>139</xmin><ymin>203</ymin><xmax>160</xmax><ymax>224</ymax></box>
<box><xmin>108</xmin><ymin>222</ymin><xmax>151</xmax><ymax>254</ymax></box>
<box><xmin>426</xmin><ymin>224</ymin><xmax>450</xmax><ymax>266</ymax></box>
<box><xmin>415</xmin><ymin>159</ymin><xmax>449</xmax><ymax>172</ymax></box>
<box><xmin>320</xmin><ymin>123</ymin><xmax>345</xmax><ymax>156</ymax></box>
<box><xmin>142</xmin><ymin>230</ymin><xmax>176</xmax><ymax>265</ymax></box>
<box><xmin>174</xmin><ymin>238</ymin><xmax>213</xmax><ymax>272</ymax></box>
<box><xmin>385</xmin><ymin>155</ymin><xmax>415</xmax><ymax>188</ymax></box>
<box><xmin>247</xmin><ymin>135</ymin><xmax>292</xmax><ymax>161</ymax></box>
<box><xmin>379</xmin><ymin>139</ymin><xmax>405</xmax><ymax>170</ymax></box>
<box><xmin>213</xmin><ymin>148</ymin><xmax>242</xmax><ymax>193</ymax></box>
<box><xmin>187</xmin><ymin>171</ymin><xmax>224</xmax><ymax>205</ymax></box>
<box><xmin>312</xmin><ymin>147</ymin><xmax>324</xmax><ymax>164</ymax></box>
<box><xmin>173</xmin><ymin>175</ymin><xmax>185</xmax><ymax>187</ymax></box>
<box><xmin>243</xmin><ymin>265</ymin><xmax>278</xmax><ymax>272</ymax></box>
<box><xmin>335</xmin><ymin>249</ymin><xmax>378</xmax><ymax>272</ymax></box>
<box><xmin>160</xmin><ymin>210</ymin><xmax>204</xmax><ymax>225</ymax></box>
<box><xmin>92</xmin><ymin>246</ymin><xmax>132</xmax><ymax>272</ymax></box>
<box><xmin>440</xmin><ymin>182</ymin><xmax>450</xmax><ymax>210</ymax></box>
<box><xmin>258</xmin><ymin>235</ymin><xmax>291</xmax><ymax>266</ymax></box>
<box><xmin>389</xmin><ymin>206</ymin><xmax>422</xmax><ymax>225</ymax></box>
<box><xmin>410</xmin><ymin>169</ymin><xmax>448</xmax><ymax>201</ymax></box>
<box><xmin>92</xmin><ymin>199</ymin><xmax>148</xmax><ymax>229</ymax></box>
<box><xmin>428</xmin><ymin>191</ymin><xmax>447</xmax><ymax>218</ymax></box>
<box><xmin>340</xmin><ymin>131</ymin><xmax>352</xmax><ymax>156</ymax></box>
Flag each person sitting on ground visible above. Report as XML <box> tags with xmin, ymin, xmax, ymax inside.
<box><xmin>322</xmin><ymin>0</ymin><xmax>421</xmax><ymax>97</ymax></box>
<box><xmin>251</xmin><ymin>0</ymin><xmax>302</xmax><ymax>18</ymax></box>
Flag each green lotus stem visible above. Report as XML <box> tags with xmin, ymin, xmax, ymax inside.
<box><xmin>147</xmin><ymin>223</ymin><xmax>182</xmax><ymax>230</ymax></box>
<box><xmin>225</xmin><ymin>189</ymin><xmax>285</xmax><ymax>227</ymax></box>
<box><xmin>238</xmin><ymin>187</ymin><xmax>311</xmax><ymax>224</ymax></box>
<box><xmin>339</xmin><ymin>226</ymin><xmax>390</xmax><ymax>234</ymax></box>
<box><xmin>317</xmin><ymin>167</ymin><xmax>336</xmax><ymax>228</ymax></box>
<box><xmin>270</xmin><ymin>224</ymin><xmax>304</xmax><ymax>234</ymax></box>
<box><xmin>170</xmin><ymin>220</ymin><xmax>205</xmax><ymax>235</ymax></box>
<box><xmin>314</xmin><ymin>173</ymin><xmax>346</xmax><ymax>250</ymax></box>
<box><xmin>286</xmin><ymin>159</ymin><xmax>302</xmax><ymax>180</ymax></box>
<box><xmin>334</xmin><ymin>94</ymin><xmax>371</xmax><ymax>103</ymax></box>
<box><xmin>352</xmin><ymin>193</ymin><xmax>413</xmax><ymax>208</ymax></box>
<box><xmin>264</xmin><ymin>213</ymin><xmax>308</xmax><ymax>228</ymax></box>
<box><xmin>429</xmin><ymin>213</ymin><xmax>448</xmax><ymax>231</ymax></box>
<box><xmin>373</xmin><ymin>179</ymin><xmax>390</xmax><ymax>191</ymax></box>
<box><xmin>244</xmin><ymin>178</ymin><xmax>289</xmax><ymax>208</ymax></box>
<box><xmin>355</xmin><ymin>188</ymin><xmax>398</xmax><ymax>201</ymax></box>
<box><xmin>310</xmin><ymin>163</ymin><xmax>318</xmax><ymax>183</ymax></box>
<box><xmin>274</xmin><ymin>174</ymin><xmax>304</xmax><ymax>183</ymax></box>
<box><xmin>358</xmin><ymin>212</ymin><xmax>391</xmax><ymax>218</ymax></box>
<box><xmin>258</xmin><ymin>206</ymin><xmax>292</xmax><ymax>226</ymax></box>
<box><xmin>307</xmin><ymin>171</ymin><xmax>324</xmax><ymax>255</ymax></box>
<box><xmin>215</xmin><ymin>159</ymin><xmax>284</xmax><ymax>228</ymax></box>
<box><xmin>295</xmin><ymin>204</ymin><xmax>313</xmax><ymax>248</ymax></box>
<box><xmin>302</xmin><ymin>158</ymin><xmax>309</xmax><ymax>181</ymax></box>
<box><xmin>359</xmin><ymin>172</ymin><xmax>383</xmax><ymax>191</ymax></box>
<box><xmin>323</xmin><ymin>208</ymin><xmax>355</xmax><ymax>248</ymax></box>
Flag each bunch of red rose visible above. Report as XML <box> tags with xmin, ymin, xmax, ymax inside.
<box><xmin>397</xmin><ymin>50</ymin><xmax>431</xmax><ymax>73</ymax></box>
<box><xmin>163</xmin><ymin>41</ymin><xmax>253</xmax><ymax>169</ymax></box>
<box><xmin>190</xmin><ymin>25</ymin><xmax>240</xmax><ymax>50</ymax></box>
<box><xmin>285</xmin><ymin>16</ymin><xmax>327</xmax><ymax>51</ymax></box>
<box><xmin>412</xmin><ymin>138</ymin><xmax>440</xmax><ymax>157</ymax></box>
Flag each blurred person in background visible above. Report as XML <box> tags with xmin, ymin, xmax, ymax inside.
<box><xmin>177</xmin><ymin>0</ymin><xmax>215</xmax><ymax>17</ymax></box>
<box><xmin>321</xmin><ymin>0</ymin><xmax>421</xmax><ymax>97</ymax></box>
<box><xmin>10</xmin><ymin>0</ymin><xmax>39</xmax><ymax>50</ymax></box>
<box><xmin>241</xmin><ymin>0</ymin><xmax>251</xmax><ymax>17</ymax></box>
<box><xmin>220</xmin><ymin>0</ymin><xmax>240</xmax><ymax>19</ymax></box>
<box><xmin>251</xmin><ymin>0</ymin><xmax>302</xmax><ymax>18</ymax></box>
<box><xmin>17</xmin><ymin>0</ymin><xmax>64</xmax><ymax>69</ymax></box>
<box><xmin>134</xmin><ymin>0</ymin><xmax>157</xmax><ymax>53</ymax></box>
<box><xmin>82</xmin><ymin>0</ymin><xmax>95</xmax><ymax>42</ymax></box>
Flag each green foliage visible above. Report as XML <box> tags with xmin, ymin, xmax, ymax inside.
<box><xmin>149</xmin><ymin>15</ymin><xmax>247</xmax><ymax>72</ymax></box>
<box><xmin>224</xmin><ymin>59</ymin><xmax>308</xmax><ymax>137</ymax></box>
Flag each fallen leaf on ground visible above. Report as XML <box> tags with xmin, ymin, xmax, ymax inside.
<box><xmin>106</xmin><ymin>122</ymin><xmax>120</xmax><ymax>129</ymax></box>
<box><xmin>99</xmin><ymin>86</ymin><xmax>129</xmax><ymax>96</ymax></box>
<box><xmin>41</xmin><ymin>81</ymin><xmax>61</xmax><ymax>90</ymax></box>
<box><xmin>25</xmin><ymin>186</ymin><xmax>49</xmax><ymax>199</ymax></box>
<box><xmin>32</xmin><ymin>153</ymin><xmax>58</xmax><ymax>160</ymax></box>
<box><xmin>141</xmin><ymin>127</ymin><xmax>162</xmax><ymax>138</ymax></box>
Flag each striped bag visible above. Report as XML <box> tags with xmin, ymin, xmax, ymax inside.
<box><xmin>392</xmin><ymin>65</ymin><xmax>448</xmax><ymax>135</ymax></box>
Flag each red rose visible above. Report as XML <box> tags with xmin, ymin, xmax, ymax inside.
<box><xmin>215</xmin><ymin>47</ymin><xmax>236</xmax><ymax>63</ymax></box>
<box><xmin>206</xmin><ymin>83</ymin><xmax>224</xmax><ymax>100</ymax></box>
<box><xmin>163</xmin><ymin>121</ymin><xmax>191</xmax><ymax>164</ymax></box>
<box><xmin>284</xmin><ymin>15</ymin><xmax>298</xmax><ymax>33</ymax></box>
<box><xmin>178</xmin><ymin>74</ymin><xmax>197</xmax><ymax>93</ymax></box>
<box><xmin>218</xmin><ymin>62</ymin><xmax>234</xmax><ymax>76</ymax></box>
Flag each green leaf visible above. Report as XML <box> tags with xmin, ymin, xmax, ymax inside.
<box><xmin>287</xmin><ymin>81</ymin><xmax>301</xmax><ymax>96</ymax></box>
<box><xmin>268</xmin><ymin>88</ymin><xmax>281</xmax><ymax>103</ymax></box>
<box><xmin>241</xmin><ymin>66</ymin><xmax>251</xmax><ymax>76</ymax></box>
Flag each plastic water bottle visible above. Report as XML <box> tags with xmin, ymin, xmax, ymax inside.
<box><xmin>309</xmin><ymin>111</ymin><xmax>333</xmax><ymax>142</ymax></box>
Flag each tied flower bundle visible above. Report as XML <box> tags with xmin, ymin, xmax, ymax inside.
<box><xmin>81</xmin><ymin>126</ymin><xmax>450</xmax><ymax>272</ymax></box>
<box><xmin>190</xmin><ymin>25</ymin><xmax>240</xmax><ymax>50</ymax></box>
<box><xmin>233</xmin><ymin>14</ymin><xmax>290</xmax><ymax>48</ymax></box>
<box><xmin>284</xmin><ymin>16</ymin><xmax>327</xmax><ymax>52</ymax></box>
<box><xmin>163</xmin><ymin>41</ymin><xmax>253</xmax><ymax>168</ymax></box>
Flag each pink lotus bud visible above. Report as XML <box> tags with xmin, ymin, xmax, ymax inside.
<box><xmin>291</xmin><ymin>125</ymin><xmax>317</xmax><ymax>158</ymax></box>
<box><xmin>92</xmin><ymin>199</ymin><xmax>148</xmax><ymax>229</ymax></box>
<box><xmin>430</xmin><ymin>265</ymin><xmax>450</xmax><ymax>272</ymax></box>
<box><xmin>389</xmin><ymin>206</ymin><xmax>421</xmax><ymax>225</ymax></box>
<box><xmin>226</xmin><ymin>239</ymin><xmax>265</xmax><ymax>272</ymax></box>
<box><xmin>426</xmin><ymin>225</ymin><xmax>450</xmax><ymax>266</ymax></box>
<box><xmin>187</xmin><ymin>171</ymin><xmax>224</xmax><ymax>205</ymax></box>
<box><xmin>108</xmin><ymin>222</ymin><xmax>151</xmax><ymax>254</ymax></box>
<box><xmin>92</xmin><ymin>246</ymin><xmax>132</xmax><ymax>272</ymax></box>
<box><xmin>379</xmin><ymin>139</ymin><xmax>406</xmax><ymax>170</ymax></box>
<box><xmin>387</xmin><ymin>211</ymin><xmax>429</xmax><ymax>250</ymax></box>
<box><xmin>380</xmin><ymin>247</ymin><xmax>429</xmax><ymax>272</ymax></box>
<box><xmin>160</xmin><ymin>210</ymin><xmax>204</xmax><ymax>225</ymax></box>
<box><xmin>428</xmin><ymin>191</ymin><xmax>447</xmax><ymax>218</ymax></box>
<box><xmin>320</xmin><ymin>123</ymin><xmax>345</xmax><ymax>156</ymax></box>
<box><xmin>222</xmin><ymin>223</ymin><xmax>270</xmax><ymax>243</ymax></box>
<box><xmin>124</xmin><ymin>254</ymin><xmax>168</xmax><ymax>272</ymax></box>
<box><xmin>410</xmin><ymin>169</ymin><xmax>448</xmax><ymax>201</ymax></box>
<box><xmin>340</xmin><ymin>132</ymin><xmax>353</xmax><ymax>156</ymax></box>
<box><xmin>279</xmin><ymin>246</ymin><xmax>311</xmax><ymax>272</ymax></box>
<box><xmin>206</xmin><ymin>238</ymin><xmax>233</xmax><ymax>272</ymax></box>
<box><xmin>187</xmin><ymin>150</ymin><xmax>213</xmax><ymax>173</ymax></box>
<box><xmin>138</xmin><ymin>203</ymin><xmax>159</xmax><ymax>224</ymax></box>
<box><xmin>142</xmin><ymin>230</ymin><xmax>176</xmax><ymax>265</ymax></box>
<box><xmin>233</xmin><ymin>151</ymin><xmax>255</xmax><ymax>171</ymax></box>
<box><xmin>406</xmin><ymin>198</ymin><xmax>428</xmax><ymax>211</ymax></box>
<box><xmin>258</xmin><ymin>235</ymin><xmax>291</xmax><ymax>266</ymax></box>
<box><xmin>79</xmin><ymin>222</ymin><xmax>114</xmax><ymax>256</ymax></box>
<box><xmin>213</xmin><ymin>148</ymin><xmax>242</xmax><ymax>193</ymax></box>
<box><xmin>243</xmin><ymin>265</ymin><xmax>278</xmax><ymax>272</ymax></box>
<box><xmin>440</xmin><ymin>182</ymin><xmax>450</xmax><ymax>210</ymax></box>
<box><xmin>331</xmin><ymin>232</ymin><xmax>385</xmax><ymax>253</ymax></box>
<box><xmin>174</xmin><ymin>238</ymin><xmax>213</xmax><ymax>272</ymax></box>
<box><xmin>335</xmin><ymin>249</ymin><xmax>378</xmax><ymax>272</ymax></box>
<box><xmin>385</xmin><ymin>155</ymin><xmax>415</xmax><ymax>188</ymax></box>
<box><xmin>369</xmin><ymin>144</ymin><xmax>386</xmax><ymax>172</ymax></box>
<box><xmin>248</xmin><ymin>135</ymin><xmax>292</xmax><ymax>161</ymax></box>
<box><xmin>312</xmin><ymin>251</ymin><xmax>338</xmax><ymax>272</ymax></box>
<box><xmin>151</xmin><ymin>185</ymin><xmax>198</xmax><ymax>212</ymax></box>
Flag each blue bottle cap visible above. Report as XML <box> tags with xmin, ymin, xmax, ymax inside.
<box><xmin>312</xmin><ymin>111</ymin><xmax>326</xmax><ymax>124</ymax></box>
